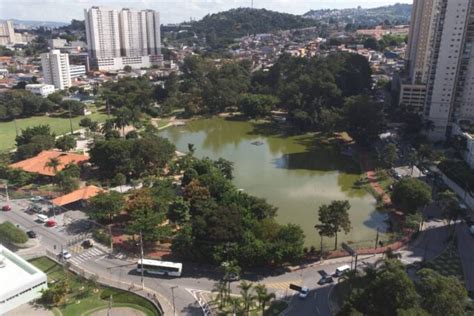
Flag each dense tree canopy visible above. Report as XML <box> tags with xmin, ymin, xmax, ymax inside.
<box><xmin>391</xmin><ymin>178</ymin><xmax>431</xmax><ymax>214</ymax></box>
<box><xmin>192</xmin><ymin>8</ymin><xmax>317</xmax><ymax>48</ymax></box>
<box><xmin>339</xmin><ymin>260</ymin><xmax>468</xmax><ymax>316</ymax></box>
<box><xmin>172</xmin><ymin>157</ymin><xmax>304</xmax><ymax>267</ymax></box>
<box><xmin>89</xmin><ymin>134</ymin><xmax>175</xmax><ymax>179</ymax></box>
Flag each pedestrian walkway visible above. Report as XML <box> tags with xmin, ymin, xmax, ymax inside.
<box><xmin>69</xmin><ymin>247</ymin><xmax>106</xmax><ymax>265</ymax></box>
<box><xmin>264</xmin><ymin>279</ymin><xmax>302</xmax><ymax>290</ymax></box>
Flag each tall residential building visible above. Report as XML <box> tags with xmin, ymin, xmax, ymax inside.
<box><xmin>84</xmin><ymin>7</ymin><xmax>121</xmax><ymax>59</ymax></box>
<box><xmin>41</xmin><ymin>50</ymin><xmax>71</xmax><ymax>90</ymax></box>
<box><xmin>0</xmin><ymin>20</ymin><xmax>34</xmax><ymax>45</ymax></box>
<box><xmin>84</xmin><ymin>6</ymin><xmax>162</xmax><ymax>71</ymax></box>
<box><xmin>402</xmin><ymin>0</ymin><xmax>474</xmax><ymax>140</ymax></box>
<box><xmin>0</xmin><ymin>21</ymin><xmax>16</xmax><ymax>45</ymax></box>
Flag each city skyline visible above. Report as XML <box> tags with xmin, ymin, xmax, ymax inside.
<box><xmin>0</xmin><ymin>0</ymin><xmax>412</xmax><ymax>24</ymax></box>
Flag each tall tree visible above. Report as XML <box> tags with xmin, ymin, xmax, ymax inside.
<box><xmin>254</xmin><ymin>284</ymin><xmax>275</xmax><ymax>315</ymax></box>
<box><xmin>342</xmin><ymin>95</ymin><xmax>385</xmax><ymax>146</ymax></box>
<box><xmin>382</xmin><ymin>143</ymin><xmax>398</xmax><ymax>168</ymax></box>
<box><xmin>391</xmin><ymin>178</ymin><xmax>431</xmax><ymax>214</ymax></box>
<box><xmin>438</xmin><ymin>190</ymin><xmax>463</xmax><ymax>225</ymax></box>
<box><xmin>416</xmin><ymin>269</ymin><xmax>467</xmax><ymax>316</ymax></box>
<box><xmin>317</xmin><ymin>200</ymin><xmax>352</xmax><ymax>250</ymax></box>
<box><xmin>88</xmin><ymin>191</ymin><xmax>125</xmax><ymax>222</ymax></box>
<box><xmin>238</xmin><ymin>281</ymin><xmax>255</xmax><ymax>315</ymax></box>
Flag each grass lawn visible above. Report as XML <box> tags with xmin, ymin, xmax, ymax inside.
<box><xmin>0</xmin><ymin>109</ymin><xmax>109</xmax><ymax>151</ymax></box>
<box><xmin>29</xmin><ymin>257</ymin><xmax>158</xmax><ymax>316</ymax></box>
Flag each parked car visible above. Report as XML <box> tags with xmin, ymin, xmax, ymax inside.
<box><xmin>46</xmin><ymin>219</ymin><xmax>57</xmax><ymax>227</ymax></box>
<box><xmin>318</xmin><ymin>275</ymin><xmax>334</xmax><ymax>285</ymax></box>
<box><xmin>2</xmin><ymin>205</ymin><xmax>12</xmax><ymax>211</ymax></box>
<box><xmin>469</xmin><ymin>225</ymin><xmax>474</xmax><ymax>236</ymax></box>
<box><xmin>59</xmin><ymin>250</ymin><xmax>72</xmax><ymax>260</ymax></box>
<box><xmin>334</xmin><ymin>265</ymin><xmax>351</xmax><ymax>277</ymax></box>
<box><xmin>30</xmin><ymin>196</ymin><xmax>43</xmax><ymax>202</ymax></box>
<box><xmin>82</xmin><ymin>239</ymin><xmax>94</xmax><ymax>248</ymax></box>
<box><xmin>27</xmin><ymin>230</ymin><xmax>37</xmax><ymax>238</ymax></box>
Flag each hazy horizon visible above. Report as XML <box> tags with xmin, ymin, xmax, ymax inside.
<box><xmin>0</xmin><ymin>0</ymin><xmax>412</xmax><ymax>24</ymax></box>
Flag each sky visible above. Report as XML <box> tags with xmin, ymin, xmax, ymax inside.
<box><xmin>0</xmin><ymin>0</ymin><xmax>412</xmax><ymax>24</ymax></box>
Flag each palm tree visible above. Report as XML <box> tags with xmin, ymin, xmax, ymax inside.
<box><xmin>101</xmin><ymin>119</ymin><xmax>115</xmax><ymax>134</ymax></box>
<box><xmin>238</xmin><ymin>281</ymin><xmax>255</xmax><ymax>316</ymax></box>
<box><xmin>213</xmin><ymin>281</ymin><xmax>228</xmax><ymax>308</ymax></box>
<box><xmin>114</xmin><ymin>107</ymin><xmax>132</xmax><ymax>137</ymax></box>
<box><xmin>45</xmin><ymin>157</ymin><xmax>61</xmax><ymax>174</ymax></box>
<box><xmin>254</xmin><ymin>284</ymin><xmax>275</xmax><ymax>315</ymax></box>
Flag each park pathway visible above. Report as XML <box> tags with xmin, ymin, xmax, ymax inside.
<box><xmin>359</xmin><ymin>151</ymin><xmax>392</xmax><ymax>205</ymax></box>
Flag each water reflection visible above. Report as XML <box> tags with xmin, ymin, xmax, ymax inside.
<box><xmin>160</xmin><ymin>118</ymin><xmax>388</xmax><ymax>246</ymax></box>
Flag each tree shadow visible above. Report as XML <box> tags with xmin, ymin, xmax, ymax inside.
<box><xmin>246</xmin><ymin>120</ymin><xmax>303</xmax><ymax>138</ymax></box>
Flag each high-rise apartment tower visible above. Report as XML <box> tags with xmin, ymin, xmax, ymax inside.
<box><xmin>403</xmin><ymin>0</ymin><xmax>474</xmax><ymax>140</ymax></box>
<box><xmin>84</xmin><ymin>6</ymin><xmax>161</xmax><ymax>71</ymax></box>
<box><xmin>41</xmin><ymin>50</ymin><xmax>71</xmax><ymax>90</ymax></box>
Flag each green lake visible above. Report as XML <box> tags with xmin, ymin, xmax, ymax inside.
<box><xmin>160</xmin><ymin>117</ymin><xmax>388</xmax><ymax>247</ymax></box>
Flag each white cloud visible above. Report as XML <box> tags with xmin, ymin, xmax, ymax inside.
<box><xmin>0</xmin><ymin>0</ymin><xmax>412</xmax><ymax>23</ymax></box>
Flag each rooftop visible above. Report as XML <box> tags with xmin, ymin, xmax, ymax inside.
<box><xmin>9</xmin><ymin>150</ymin><xmax>89</xmax><ymax>177</ymax></box>
<box><xmin>0</xmin><ymin>244</ymin><xmax>47</xmax><ymax>301</ymax></box>
<box><xmin>51</xmin><ymin>185</ymin><xmax>103</xmax><ymax>206</ymax></box>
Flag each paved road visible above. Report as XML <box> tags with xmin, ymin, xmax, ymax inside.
<box><xmin>0</xmin><ymin>197</ymin><xmax>463</xmax><ymax>316</ymax></box>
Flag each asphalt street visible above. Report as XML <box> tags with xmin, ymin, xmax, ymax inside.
<box><xmin>0</xmin><ymin>197</ymin><xmax>468</xmax><ymax>316</ymax></box>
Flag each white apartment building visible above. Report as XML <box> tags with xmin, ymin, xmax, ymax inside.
<box><xmin>69</xmin><ymin>64</ymin><xmax>87</xmax><ymax>79</ymax></box>
<box><xmin>0</xmin><ymin>21</ymin><xmax>16</xmax><ymax>46</ymax></box>
<box><xmin>41</xmin><ymin>49</ymin><xmax>72</xmax><ymax>90</ymax></box>
<box><xmin>84</xmin><ymin>7</ymin><xmax>121</xmax><ymax>59</ymax></box>
<box><xmin>0</xmin><ymin>244</ymin><xmax>48</xmax><ymax>314</ymax></box>
<box><xmin>0</xmin><ymin>20</ymin><xmax>34</xmax><ymax>46</ymax></box>
<box><xmin>403</xmin><ymin>0</ymin><xmax>474</xmax><ymax>140</ymax></box>
<box><xmin>25</xmin><ymin>84</ymin><xmax>56</xmax><ymax>97</ymax></box>
<box><xmin>84</xmin><ymin>6</ymin><xmax>162</xmax><ymax>71</ymax></box>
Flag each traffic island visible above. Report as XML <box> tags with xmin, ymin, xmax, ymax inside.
<box><xmin>28</xmin><ymin>257</ymin><xmax>160</xmax><ymax>316</ymax></box>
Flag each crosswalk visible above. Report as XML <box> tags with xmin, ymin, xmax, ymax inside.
<box><xmin>69</xmin><ymin>247</ymin><xmax>106</xmax><ymax>266</ymax></box>
<box><xmin>263</xmin><ymin>279</ymin><xmax>302</xmax><ymax>290</ymax></box>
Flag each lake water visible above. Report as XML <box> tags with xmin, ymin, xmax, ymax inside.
<box><xmin>160</xmin><ymin>118</ymin><xmax>388</xmax><ymax>247</ymax></box>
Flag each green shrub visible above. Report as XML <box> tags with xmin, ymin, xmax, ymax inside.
<box><xmin>0</xmin><ymin>221</ymin><xmax>28</xmax><ymax>244</ymax></box>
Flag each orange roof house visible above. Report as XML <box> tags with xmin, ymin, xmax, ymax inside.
<box><xmin>9</xmin><ymin>150</ymin><xmax>89</xmax><ymax>177</ymax></box>
<box><xmin>51</xmin><ymin>185</ymin><xmax>103</xmax><ymax>206</ymax></box>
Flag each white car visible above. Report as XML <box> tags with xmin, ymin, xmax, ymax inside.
<box><xmin>30</xmin><ymin>196</ymin><xmax>43</xmax><ymax>202</ymax></box>
<box><xmin>60</xmin><ymin>250</ymin><xmax>72</xmax><ymax>260</ymax></box>
<box><xmin>298</xmin><ymin>287</ymin><xmax>309</xmax><ymax>299</ymax></box>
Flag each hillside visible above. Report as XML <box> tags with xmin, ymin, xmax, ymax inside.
<box><xmin>192</xmin><ymin>8</ymin><xmax>317</xmax><ymax>44</ymax></box>
<box><xmin>304</xmin><ymin>3</ymin><xmax>412</xmax><ymax>27</ymax></box>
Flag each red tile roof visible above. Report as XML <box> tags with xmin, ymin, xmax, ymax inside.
<box><xmin>51</xmin><ymin>185</ymin><xmax>103</xmax><ymax>206</ymax></box>
<box><xmin>9</xmin><ymin>150</ymin><xmax>89</xmax><ymax>177</ymax></box>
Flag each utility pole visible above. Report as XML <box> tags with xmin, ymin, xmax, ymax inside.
<box><xmin>107</xmin><ymin>295</ymin><xmax>113</xmax><ymax>316</ymax></box>
<box><xmin>68</xmin><ymin>102</ymin><xmax>73</xmax><ymax>135</ymax></box>
<box><xmin>374</xmin><ymin>228</ymin><xmax>379</xmax><ymax>254</ymax></box>
<box><xmin>251</xmin><ymin>0</ymin><xmax>254</xmax><ymax>8</ymax></box>
<box><xmin>4</xmin><ymin>181</ymin><xmax>9</xmax><ymax>205</ymax></box>
<box><xmin>171</xmin><ymin>286</ymin><xmax>178</xmax><ymax>316</ymax></box>
<box><xmin>139</xmin><ymin>231</ymin><xmax>145</xmax><ymax>290</ymax></box>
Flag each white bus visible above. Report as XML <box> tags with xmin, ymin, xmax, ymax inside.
<box><xmin>136</xmin><ymin>259</ymin><xmax>183</xmax><ymax>277</ymax></box>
